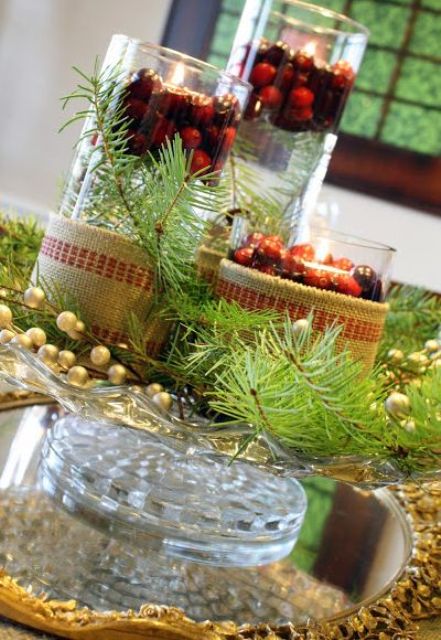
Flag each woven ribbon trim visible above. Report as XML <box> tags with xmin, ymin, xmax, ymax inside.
<box><xmin>34</xmin><ymin>215</ymin><xmax>169</xmax><ymax>355</ymax></box>
<box><xmin>215</xmin><ymin>259</ymin><xmax>389</xmax><ymax>374</ymax></box>
<box><xmin>40</xmin><ymin>235</ymin><xmax>153</xmax><ymax>292</ymax></box>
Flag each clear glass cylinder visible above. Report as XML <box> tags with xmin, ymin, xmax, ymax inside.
<box><xmin>230</xmin><ymin>220</ymin><xmax>395</xmax><ymax>302</ymax></box>
<box><xmin>60</xmin><ymin>35</ymin><xmax>251</xmax><ymax>221</ymax></box>
<box><xmin>227</xmin><ymin>1</ymin><xmax>369</xmax><ymax>232</ymax></box>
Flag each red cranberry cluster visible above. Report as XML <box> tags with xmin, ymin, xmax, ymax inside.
<box><xmin>243</xmin><ymin>39</ymin><xmax>355</xmax><ymax>132</ymax></box>
<box><xmin>120</xmin><ymin>68</ymin><xmax>240</xmax><ymax>173</ymax></box>
<box><xmin>232</xmin><ymin>233</ymin><xmax>382</xmax><ymax>301</ymax></box>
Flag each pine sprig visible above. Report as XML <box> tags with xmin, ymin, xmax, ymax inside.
<box><xmin>208</xmin><ymin>319</ymin><xmax>390</xmax><ymax>458</ymax></box>
<box><xmin>379</xmin><ymin>284</ymin><xmax>441</xmax><ymax>359</ymax></box>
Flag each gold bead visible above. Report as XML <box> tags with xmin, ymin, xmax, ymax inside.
<box><xmin>0</xmin><ymin>329</ymin><xmax>15</xmax><ymax>344</ymax></box>
<box><xmin>152</xmin><ymin>391</ymin><xmax>173</xmax><ymax>412</ymax></box>
<box><xmin>145</xmin><ymin>382</ymin><xmax>164</xmax><ymax>397</ymax></box>
<box><xmin>24</xmin><ymin>287</ymin><xmax>45</xmax><ymax>309</ymax></box>
<box><xmin>387</xmin><ymin>348</ymin><xmax>404</xmax><ymax>364</ymax></box>
<box><xmin>107</xmin><ymin>364</ymin><xmax>127</xmax><ymax>385</ymax></box>
<box><xmin>56</xmin><ymin>311</ymin><xmax>78</xmax><ymax>332</ymax></box>
<box><xmin>67</xmin><ymin>365</ymin><xmax>89</xmax><ymax>387</ymax></box>
<box><xmin>403</xmin><ymin>419</ymin><xmax>416</xmax><ymax>433</ymax></box>
<box><xmin>90</xmin><ymin>345</ymin><xmax>111</xmax><ymax>367</ymax></box>
<box><xmin>292</xmin><ymin>318</ymin><xmax>309</xmax><ymax>336</ymax></box>
<box><xmin>0</xmin><ymin>289</ymin><xmax>7</xmax><ymax>298</ymax></box>
<box><xmin>11</xmin><ymin>334</ymin><xmax>33</xmax><ymax>349</ymax></box>
<box><xmin>58</xmin><ymin>350</ymin><xmax>77</xmax><ymax>370</ymax></box>
<box><xmin>0</xmin><ymin>304</ymin><xmax>12</xmax><ymax>329</ymax></box>
<box><xmin>425</xmin><ymin>339</ymin><xmax>440</xmax><ymax>353</ymax></box>
<box><xmin>37</xmin><ymin>344</ymin><xmax>59</xmax><ymax>363</ymax></box>
<box><xmin>25</xmin><ymin>327</ymin><xmax>47</xmax><ymax>348</ymax></box>
<box><xmin>67</xmin><ymin>320</ymin><xmax>86</xmax><ymax>340</ymax></box>
<box><xmin>23</xmin><ymin>286</ymin><xmax>45</xmax><ymax>309</ymax></box>
<box><xmin>385</xmin><ymin>392</ymin><xmax>411</xmax><ymax>417</ymax></box>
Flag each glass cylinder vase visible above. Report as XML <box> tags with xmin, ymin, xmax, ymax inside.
<box><xmin>227</xmin><ymin>0</ymin><xmax>369</xmax><ymax>233</ymax></box>
<box><xmin>60</xmin><ymin>35</ymin><xmax>251</xmax><ymax>222</ymax></box>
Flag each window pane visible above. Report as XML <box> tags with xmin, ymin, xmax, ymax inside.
<box><xmin>350</xmin><ymin>1</ymin><xmax>410</xmax><ymax>48</ymax></box>
<box><xmin>340</xmin><ymin>92</ymin><xmax>383</xmax><ymax>137</ymax></box>
<box><xmin>395</xmin><ymin>59</ymin><xmax>441</xmax><ymax>108</ymax></box>
<box><xmin>409</xmin><ymin>10</ymin><xmax>441</xmax><ymax>58</ymax></box>
<box><xmin>381</xmin><ymin>103</ymin><xmax>441</xmax><ymax>155</ymax></box>
<box><xmin>355</xmin><ymin>49</ymin><xmax>396</xmax><ymax>94</ymax></box>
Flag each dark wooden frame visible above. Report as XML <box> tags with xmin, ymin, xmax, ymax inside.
<box><xmin>162</xmin><ymin>0</ymin><xmax>441</xmax><ymax>216</ymax></box>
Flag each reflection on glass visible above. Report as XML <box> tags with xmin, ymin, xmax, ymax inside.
<box><xmin>0</xmin><ymin>406</ymin><xmax>412</xmax><ymax>625</ymax></box>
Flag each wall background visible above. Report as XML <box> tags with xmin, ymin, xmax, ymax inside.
<box><xmin>0</xmin><ymin>0</ymin><xmax>439</xmax><ymax>291</ymax></box>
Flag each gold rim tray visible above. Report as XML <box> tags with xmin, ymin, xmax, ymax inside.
<box><xmin>0</xmin><ymin>392</ymin><xmax>439</xmax><ymax>640</ymax></box>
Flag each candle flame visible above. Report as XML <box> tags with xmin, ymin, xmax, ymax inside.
<box><xmin>170</xmin><ymin>62</ymin><xmax>185</xmax><ymax>86</ymax></box>
<box><xmin>303</xmin><ymin>41</ymin><xmax>317</xmax><ymax>57</ymax></box>
<box><xmin>315</xmin><ymin>238</ymin><xmax>331</xmax><ymax>263</ymax></box>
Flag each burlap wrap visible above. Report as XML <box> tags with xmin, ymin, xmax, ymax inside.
<box><xmin>215</xmin><ymin>259</ymin><xmax>389</xmax><ymax>375</ymax></box>
<box><xmin>34</xmin><ymin>215</ymin><xmax>170</xmax><ymax>356</ymax></box>
<box><xmin>196</xmin><ymin>245</ymin><xmax>225</xmax><ymax>287</ymax></box>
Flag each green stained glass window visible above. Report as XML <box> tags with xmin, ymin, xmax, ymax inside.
<box><xmin>355</xmin><ymin>49</ymin><xmax>396</xmax><ymax>94</ymax></box>
<box><xmin>207</xmin><ymin>0</ymin><xmax>441</xmax><ymax>156</ymax></box>
<box><xmin>349</xmin><ymin>1</ymin><xmax>410</xmax><ymax>48</ymax></box>
<box><xmin>380</xmin><ymin>103</ymin><xmax>441</xmax><ymax>155</ymax></box>
<box><xmin>340</xmin><ymin>92</ymin><xmax>383</xmax><ymax>137</ymax></box>
<box><xmin>410</xmin><ymin>11</ymin><xmax>441</xmax><ymax>57</ymax></box>
<box><xmin>396</xmin><ymin>59</ymin><xmax>441</xmax><ymax>108</ymax></box>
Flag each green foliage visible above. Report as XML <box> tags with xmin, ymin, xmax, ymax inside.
<box><xmin>0</xmin><ymin>214</ymin><xmax>43</xmax><ymax>277</ymax></box>
<box><xmin>379</xmin><ymin>285</ymin><xmax>441</xmax><ymax>360</ymax></box>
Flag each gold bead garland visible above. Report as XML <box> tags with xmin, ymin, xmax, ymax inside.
<box><xmin>25</xmin><ymin>327</ymin><xmax>47</xmax><ymax>348</ymax></box>
<box><xmin>23</xmin><ymin>287</ymin><xmax>45</xmax><ymax>309</ymax></box>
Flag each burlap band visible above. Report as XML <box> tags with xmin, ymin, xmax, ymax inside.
<box><xmin>215</xmin><ymin>259</ymin><xmax>389</xmax><ymax>374</ymax></box>
<box><xmin>196</xmin><ymin>245</ymin><xmax>225</xmax><ymax>287</ymax></box>
<box><xmin>34</xmin><ymin>215</ymin><xmax>170</xmax><ymax>355</ymax></box>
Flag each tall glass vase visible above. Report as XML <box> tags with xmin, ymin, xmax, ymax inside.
<box><xmin>228</xmin><ymin>0</ymin><xmax>368</xmax><ymax>235</ymax></box>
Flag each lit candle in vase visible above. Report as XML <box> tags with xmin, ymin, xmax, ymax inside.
<box><xmin>116</xmin><ymin>44</ymin><xmax>250</xmax><ymax>175</ymax></box>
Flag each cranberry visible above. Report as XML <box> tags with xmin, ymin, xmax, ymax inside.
<box><xmin>179</xmin><ymin>126</ymin><xmax>202</xmax><ymax>150</ymax></box>
<box><xmin>289</xmin><ymin>87</ymin><xmax>314</xmax><ymax>108</ymax></box>
<box><xmin>264</xmin><ymin>42</ymin><xmax>287</xmax><ymax>66</ymax></box>
<box><xmin>256</xmin><ymin>237</ymin><xmax>283</xmax><ymax>262</ymax></box>
<box><xmin>190</xmin><ymin>149</ymin><xmax>212</xmax><ymax>174</ymax></box>
<box><xmin>280</xmin><ymin>64</ymin><xmax>295</xmax><ymax>91</ymax></box>
<box><xmin>281</xmin><ymin>252</ymin><xmax>306</xmax><ymax>277</ymax></box>
<box><xmin>290</xmin><ymin>106</ymin><xmax>313</xmax><ymax>122</ymax></box>
<box><xmin>160</xmin><ymin>89</ymin><xmax>189</xmax><ymax>118</ymax></box>
<box><xmin>249</xmin><ymin>62</ymin><xmax>277</xmax><ymax>88</ymax></box>
<box><xmin>151</xmin><ymin>116</ymin><xmax>177</xmax><ymax>147</ymax></box>
<box><xmin>292</xmin><ymin>72</ymin><xmax>310</xmax><ymax>88</ymax></box>
<box><xmin>320</xmin><ymin>252</ymin><xmax>333</xmax><ymax>266</ymax></box>
<box><xmin>332</xmin><ymin>60</ymin><xmax>355</xmax><ymax>87</ymax></box>
<box><xmin>259</xmin><ymin>85</ymin><xmax>283</xmax><ymax>109</ymax></box>
<box><xmin>333</xmin><ymin>257</ymin><xmax>354</xmax><ymax>272</ymax></box>
<box><xmin>221</xmin><ymin>126</ymin><xmax>237</xmax><ymax>151</ymax></box>
<box><xmin>128</xmin><ymin>68</ymin><xmax>161</xmax><ymax>101</ymax></box>
<box><xmin>289</xmin><ymin>243</ymin><xmax>315</xmax><ymax>261</ymax></box>
<box><xmin>244</xmin><ymin>93</ymin><xmax>263</xmax><ymax>120</ymax></box>
<box><xmin>205</xmin><ymin>125</ymin><xmax>220</xmax><ymax>148</ymax></box>
<box><xmin>352</xmin><ymin>265</ymin><xmax>377</xmax><ymax>292</ymax></box>
<box><xmin>293</xmin><ymin>51</ymin><xmax>314</xmax><ymax>72</ymax></box>
<box><xmin>335</xmin><ymin>274</ymin><xmax>362</xmax><ymax>297</ymax></box>
<box><xmin>257</xmin><ymin>264</ymin><xmax>277</xmax><ymax>276</ymax></box>
<box><xmin>304</xmin><ymin>268</ymin><xmax>333</xmax><ymax>290</ymax></box>
<box><xmin>244</xmin><ymin>232</ymin><xmax>265</xmax><ymax>248</ymax></box>
<box><xmin>234</xmin><ymin>246</ymin><xmax>254</xmax><ymax>267</ymax></box>
<box><xmin>266</xmin><ymin>235</ymin><xmax>284</xmax><ymax>246</ymax></box>
<box><xmin>124</xmin><ymin>98</ymin><xmax>149</xmax><ymax>123</ymax></box>
<box><xmin>127</xmin><ymin>131</ymin><xmax>148</xmax><ymax>155</ymax></box>
<box><xmin>190</xmin><ymin>97</ymin><xmax>215</xmax><ymax>126</ymax></box>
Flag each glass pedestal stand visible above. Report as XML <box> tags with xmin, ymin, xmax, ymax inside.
<box><xmin>41</xmin><ymin>414</ymin><xmax>307</xmax><ymax>567</ymax></box>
